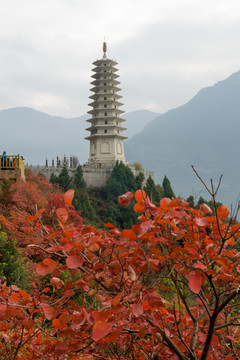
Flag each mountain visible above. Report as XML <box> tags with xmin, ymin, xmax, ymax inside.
<box><xmin>125</xmin><ymin>70</ymin><xmax>240</xmax><ymax>208</ymax></box>
<box><xmin>124</xmin><ymin>110</ymin><xmax>159</xmax><ymax>139</ymax></box>
<box><xmin>0</xmin><ymin>107</ymin><xmax>159</xmax><ymax>166</ymax></box>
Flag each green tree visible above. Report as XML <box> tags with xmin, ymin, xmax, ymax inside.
<box><xmin>72</xmin><ymin>166</ymin><xmax>97</xmax><ymax>225</ymax></box>
<box><xmin>103</xmin><ymin>162</ymin><xmax>138</xmax><ymax>228</ymax></box>
<box><xmin>187</xmin><ymin>195</ymin><xmax>195</xmax><ymax>207</ymax></box>
<box><xmin>0</xmin><ymin>178</ymin><xmax>16</xmax><ymax>208</ymax></box>
<box><xmin>50</xmin><ymin>167</ymin><xmax>72</xmax><ymax>192</ymax></box>
<box><xmin>144</xmin><ymin>176</ymin><xmax>163</xmax><ymax>203</ymax></box>
<box><xmin>106</xmin><ymin>162</ymin><xmax>138</xmax><ymax>199</ymax></box>
<box><xmin>132</xmin><ymin>162</ymin><xmax>143</xmax><ymax>171</ymax></box>
<box><xmin>0</xmin><ymin>230</ymin><xmax>27</xmax><ymax>287</ymax></box>
<box><xmin>135</xmin><ymin>171</ymin><xmax>144</xmax><ymax>188</ymax></box>
<box><xmin>73</xmin><ymin>165</ymin><xmax>86</xmax><ymax>189</ymax></box>
<box><xmin>162</xmin><ymin>175</ymin><xmax>175</xmax><ymax>199</ymax></box>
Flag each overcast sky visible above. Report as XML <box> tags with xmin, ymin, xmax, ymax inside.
<box><xmin>0</xmin><ymin>0</ymin><xmax>240</xmax><ymax>118</ymax></box>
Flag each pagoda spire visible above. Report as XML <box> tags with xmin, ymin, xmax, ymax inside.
<box><xmin>103</xmin><ymin>41</ymin><xmax>107</xmax><ymax>58</ymax></box>
<box><xmin>85</xmin><ymin>43</ymin><xmax>128</xmax><ymax>165</ymax></box>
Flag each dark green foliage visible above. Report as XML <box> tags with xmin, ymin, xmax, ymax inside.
<box><xmin>0</xmin><ymin>231</ymin><xmax>27</xmax><ymax>287</ymax></box>
<box><xmin>87</xmin><ymin>162</ymin><xmax>140</xmax><ymax>229</ymax></box>
<box><xmin>50</xmin><ymin>166</ymin><xmax>96</xmax><ymax>224</ymax></box>
<box><xmin>57</xmin><ymin>167</ymin><xmax>72</xmax><ymax>192</ymax></box>
<box><xmin>135</xmin><ymin>171</ymin><xmax>144</xmax><ymax>187</ymax></box>
<box><xmin>106</xmin><ymin>162</ymin><xmax>138</xmax><ymax>200</ymax></box>
<box><xmin>50</xmin><ymin>167</ymin><xmax>72</xmax><ymax>192</ymax></box>
<box><xmin>73</xmin><ymin>191</ymin><xmax>97</xmax><ymax>225</ymax></box>
<box><xmin>187</xmin><ymin>195</ymin><xmax>195</xmax><ymax>207</ymax></box>
<box><xmin>73</xmin><ymin>165</ymin><xmax>86</xmax><ymax>189</ymax></box>
<box><xmin>50</xmin><ymin>172</ymin><xmax>59</xmax><ymax>185</ymax></box>
<box><xmin>198</xmin><ymin>196</ymin><xmax>205</xmax><ymax>205</ymax></box>
<box><xmin>162</xmin><ymin>175</ymin><xmax>175</xmax><ymax>199</ymax></box>
<box><xmin>72</xmin><ymin>166</ymin><xmax>97</xmax><ymax>225</ymax></box>
<box><xmin>144</xmin><ymin>176</ymin><xmax>164</xmax><ymax>203</ymax></box>
<box><xmin>0</xmin><ymin>178</ymin><xmax>16</xmax><ymax>208</ymax></box>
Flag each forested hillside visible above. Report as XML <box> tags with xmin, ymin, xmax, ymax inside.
<box><xmin>49</xmin><ymin>162</ymin><xmax>173</xmax><ymax>229</ymax></box>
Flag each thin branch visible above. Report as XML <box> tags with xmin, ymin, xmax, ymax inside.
<box><xmin>145</xmin><ymin>315</ymin><xmax>188</xmax><ymax>360</ymax></box>
<box><xmin>28</xmin><ymin>244</ymin><xmax>66</xmax><ymax>257</ymax></box>
<box><xmin>173</xmin><ymin>303</ymin><xmax>196</xmax><ymax>359</ymax></box>
<box><xmin>12</xmin><ymin>325</ymin><xmax>24</xmax><ymax>360</ymax></box>
<box><xmin>215</xmin><ymin>322</ymin><xmax>240</xmax><ymax>331</ymax></box>
<box><xmin>191</xmin><ymin>166</ymin><xmax>212</xmax><ymax>195</ymax></box>
<box><xmin>75</xmin><ymin>340</ymin><xmax>94</xmax><ymax>353</ymax></box>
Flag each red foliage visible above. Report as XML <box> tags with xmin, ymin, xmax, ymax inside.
<box><xmin>1</xmin><ymin>180</ymin><xmax>240</xmax><ymax>359</ymax></box>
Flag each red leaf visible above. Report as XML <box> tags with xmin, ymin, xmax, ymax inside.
<box><xmin>188</xmin><ymin>272</ymin><xmax>203</xmax><ymax>294</ymax></box>
<box><xmin>66</xmin><ymin>255</ymin><xmax>83</xmax><ymax>269</ymax></box>
<box><xmin>160</xmin><ymin>198</ymin><xmax>171</xmax><ymax>211</ymax></box>
<box><xmin>56</xmin><ymin>208</ymin><xmax>68</xmax><ymax>225</ymax></box>
<box><xmin>134</xmin><ymin>202</ymin><xmax>145</xmax><ymax>213</ymax></box>
<box><xmin>236</xmin><ymin>265</ymin><xmax>240</xmax><ymax>273</ymax></box>
<box><xmin>111</xmin><ymin>292</ymin><xmax>122</xmax><ymax>307</ymax></box>
<box><xmin>121</xmin><ymin>229</ymin><xmax>137</xmax><ymax>241</ymax></box>
<box><xmin>130</xmin><ymin>303</ymin><xmax>143</xmax><ymax>317</ymax></box>
<box><xmin>43</xmin><ymin>304</ymin><xmax>55</xmax><ymax>320</ymax></box>
<box><xmin>64</xmin><ymin>189</ymin><xmax>74</xmax><ymax>206</ymax></box>
<box><xmin>217</xmin><ymin>205</ymin><xmax>230</xmax><ymax>220</ymax></box>
<box><xmin>34</xmin><ymin>208</ymin><xmax>46</xmax><ymax>220</ymax></box>
<box><xmin>75</xmin><ymin>279</ymin><xmax>90</xmax><ymax>292</ymax></box>
<box><xmin>135</xmin><ymin>190</ymin><xmax>146</xmax><ymax>202</ymax></box>
<box><xmin>92</xmin><ymin>321</ymin><xmax>112</xmax><ymax>341</ymax></box>
<box><xmin>22</xmin><ymin>319</ymin><xmax>35</xmax><ymax>330</ymax></box>
<box><xmin>195</xmin><ymin>217</ymin><xmax>207</xmax><ymax>227</ymax></box>
<box><xmin>127</xmin><ymin>265</ymin><xmax>137</xmax><ymax>281</ymax></box>
<box><xmin>200</xmin><ymin>203</ymin><xmax>212</xmax><ymax>214</ymax></box>
<box><xmin>226</xmin><ymin>335</ymin><xmax>238</xmax><ymax>342</ymax></box>
<box><xmin>118</xmin><ymin>192</ymin><xmax>134</xmax><ymax>206</ymax></box>
<box><xmin>51</xmin><ymin>277</ymin><xmax>64</xmax><ymax>289</ymax></box>
<box><xmin>194</xmin><ymin>261</ymin><xmax>207</xmax><ymax>270</ymax></box>
<box><xmin>36</xmin><ymin>258</ymin><xmax>58</xmax><ymax>276</ymax></box>
<box><xmin>0</xmin><ymin>304</ymin><xmax>6</xmax><ymax>318</ymax></box>
<box><xmin>104</xmin><ymin>329</ymin><xmax>121</xmax><ymax>344</ymax></box>
<box><xmin>11</xmin><ymin>285</ymin><xmax>19</xmax><ymax>291</ymax></box>
<box><xmin>104</xmin><ymin>222</ymin><xmax>116</xmax><ymax>228</ymax></box>
<box><xmin>82</xmin><ymin>226</ymin><xmax>96</xmax><ymax>235</ymax></box>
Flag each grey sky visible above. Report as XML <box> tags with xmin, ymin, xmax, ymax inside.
<box><xmin>0</xmin><ymin>0</ymin><xmax>240</xmax><ymax>117</ymax></box>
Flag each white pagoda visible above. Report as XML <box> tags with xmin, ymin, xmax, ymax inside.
<box><xmin>85</xmin><ymin>42</ymin><xmax>128</xmax><ymax>165</ymax></box>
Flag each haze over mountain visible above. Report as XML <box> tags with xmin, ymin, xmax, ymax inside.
<box><xmin>0</xmin><ymin>108</ymin><xmax>158</xmax><ymax>165</ymax></box>
<box><xmin>125</xmin><ymin>70</ymin><xmax>240</xmax><ymax>207</ymax></box>
<box><xmin>2</xmin><ymin>70</ymin><xmax>240</xmax><ymax>207</ymax></box>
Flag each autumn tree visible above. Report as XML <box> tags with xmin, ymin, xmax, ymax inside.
<box><xmin>1</xmin><ymin>169</ymin><xmax>240</xmax><ymax>359</ymax></box>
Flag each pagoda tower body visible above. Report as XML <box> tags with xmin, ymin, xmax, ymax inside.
<box><xmin>85</xmin><ymin>42</ymin><xmax>127</xmax><ymax>165</ymax></box>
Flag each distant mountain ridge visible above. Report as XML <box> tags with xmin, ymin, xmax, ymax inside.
<box><xmin>125</xmin><ymin>70</ymin><xmax>240</xmax><ymax>207</ymax></box>
<box><xmin>0</xmin><ymin>107</ymin><xmax>159</xmax><ymax>165</ymax></box>
<box><xmin>2</xmin><ymin>69</ymin><xmax>240</xmax><ymax>207</ymax></box>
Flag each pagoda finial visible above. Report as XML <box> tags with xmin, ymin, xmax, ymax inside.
<box><xmin>103</xmin><ymin>41</ymin><xmax>107</xmax><ymax>58</ymax></box>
